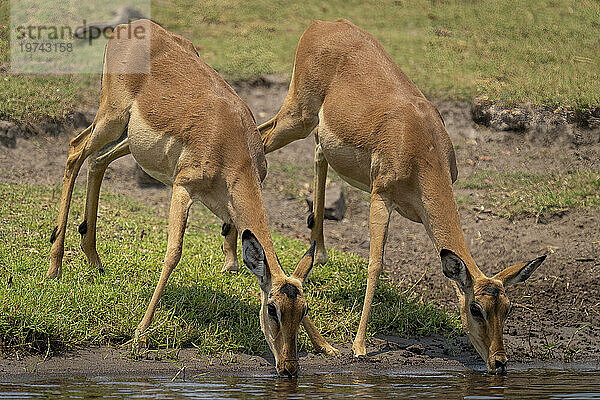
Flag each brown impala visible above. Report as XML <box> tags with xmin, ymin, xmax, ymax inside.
<box><xmin>46</xmin><ymin>19</ymin><xmax>338</xmax><ymax>377</ymax></box>
<box><xmin>259</xmin><ymin>19</ymin><xmax>546</xmax><ymax>374</ymax></box>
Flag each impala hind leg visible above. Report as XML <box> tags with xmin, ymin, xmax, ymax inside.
<box><xmin>80</xmin><ymin>137</ymin><xmax>131</xmax><ymax>273</ymax></box>
<box><xmin>47</xmin><ymin>117</ymin><xmax>128</xmax><ymax>279</ymax></box>
<box><xmin>308</xmin><ymin>133</ymin><xmax>329</xmax><ymax>265</ymax></box>
<box><xmin>134</xmin><ymin>184</ymin><xmax>192</xmax><ymax>352</ymax></box>
<box><xmin>352</xmin><ymin>193</ymin><xmax>392</xmax><ymax>357</ymax></box>
<box><xmin>221</xmin><ymin>222</ymin><xmax>239</xmax><ymax>273</ymax></box>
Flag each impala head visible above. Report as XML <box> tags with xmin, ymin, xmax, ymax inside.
<box><xmin>241</xmin><ymin>230</ymin><xmax>315</xmax><ymax>377</ymax></box>
<box><xmin>441</xmin><ymin>249</ymin><xmax>546</xmax><ymax>374</ymax></box>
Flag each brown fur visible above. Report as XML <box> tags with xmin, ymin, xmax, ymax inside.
<box><xmin>259</xmin><ymin>19</ymin><xmax>545</xmax><ymax>373</ymax></box>
<box><xmin>46</xmin><ymin>20</ymin><xmax>337</xmax><ymax>376</ymax></box>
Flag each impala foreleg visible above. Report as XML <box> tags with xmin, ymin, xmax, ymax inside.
<box><xmin>302</xmin><ymin>315</ymin><xmax>340</xmax><ymax>356</ymax></box>
<box><xmin>309</xmin><ymin>133</ymin><xmax>329</xmax><ymax>265</ymax></box>
<box><xmin>134</xmin><ymin>184</ymin><xmax>192</xmax><ymax>352</ymax></box>
<box><xmin>352</xmin><ymin>192</ymin><xmax>392</xmax><ymax>357</ymax></box>
<box><xmin>220</xmin><ymin>222</ymin><xmax>239</xmax><ymax>273</ymax></box>
<box><xmin>80</xmin><ymin>138</ymin><xmax>131</xmax><ymax>273</ymax></box>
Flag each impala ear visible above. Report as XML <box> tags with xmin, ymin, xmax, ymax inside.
<box><xmin>494</xmin><ymin>255</ymin><xmax>547</xmax><ymax>287</ymax></box>
<box><xmin>242</xmin><ymin>230</ymin><xmax>270</xmax><ymax>289</ymax></box>
<box><xmin>441</xmin><ymin>249</ymin><xmax>471</xmax><ymax>291</ymax></box>
<box><xmin>292</xmin><ymin>241</ymin><xmax>316</xmax><ymax>283</ymax></box>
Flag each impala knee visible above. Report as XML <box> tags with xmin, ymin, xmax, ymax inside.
<box><xmin>262</xmin><ymin>111</ymin><xmax>317</xmax><ymax>152</ymax></box>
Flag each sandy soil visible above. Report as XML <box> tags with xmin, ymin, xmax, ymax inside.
<box><xmin>1</xmin><ymin>77</ymin><xmax>599</xmax><ymax>377</ymax></box>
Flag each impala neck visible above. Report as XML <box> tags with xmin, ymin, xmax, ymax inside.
<box><xmin>417</xmin><ymin>167</ymin><xmax>483</xmax><ymax>280</ymax></box>
<box><xmin>229</xmin><ymin>171</ymin><xmax>285</xmax><ymax>282</ymax></box>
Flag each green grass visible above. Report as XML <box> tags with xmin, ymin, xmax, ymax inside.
<box><xmin>0</xmin><ymin>0</ymin><xmax>98</xmax><ymax>122</ymax></box>
<box><xmin>456</xmin><ymin>169</ymin><xmax>600</xmax><ymax>219</ymax></box>
<box><xmin>0</xmin><ymin>183</ymin><xmax>459</xmax><ymax>356</ymax></box>
<box><xmin>1</xmin><ymin>0</ymin><xmax>599</xmax><ymax>122</ymax></box>
<box><xmin>0</xmin><ymin>75</ymin><xmax>97</xmax><ymax>122</ymax></box>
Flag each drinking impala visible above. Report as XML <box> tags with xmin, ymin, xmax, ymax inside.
<box><xmin>259</xmin><ymin>19</ymin><xmax>546</xmax><ymax>374</ymax></box>
<box><xmin>46</xmin><ymin>19</ymin><xmax>337</xmax><ymax>377</ymax></box>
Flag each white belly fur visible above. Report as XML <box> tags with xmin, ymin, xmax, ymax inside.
<box><xmin>127</xmin><ymin>102</ymin><xmax>186</xmax><ymax>186</ymax></box>
<box><xmin>318</xmin><ymin>108</ymin><xmax>372</xmax><ymax>193</ymax></box>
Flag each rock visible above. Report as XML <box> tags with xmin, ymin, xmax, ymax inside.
<box><xmin>306</xmin><ymin>183</ymin><xmax>346</xmax><ymax>221</ymax></box>
<box><xmin>471</xmin><ymin>96</ymin><xmax>600</xmax><ymax>142</ymax></box>
<box><xmin>0</xmin><ymin>121</ymin><xmax>20</xmax><ymax>148</ymax></box>
<box><xmin>135</xmin><ymin>165</ymin><xmax>164</xmax><ymax>187</ymax></box>
<box><xmin>571</xmin><ymin>106</ymin><xmax>600</xmax><ymax>129</ymax></box>
<box><xmin>471</xmin><ymin>96</ymin><xmax>530</xmax><ymax>131</ymax></box>
<box><xmin>406</xmin><ymin>343</ymin><xmax>425</xmax><ymax>355</ymax></box>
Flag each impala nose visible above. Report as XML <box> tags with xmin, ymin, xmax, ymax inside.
<box><xmin>281</xmin><ymin>360</ymin><xmax>298</xmax><ymax>377</ymax></box>
<box><xmin>494</xmin><ymin>359</ymin><xmax>507</xmax><ymax>375</ymax></box>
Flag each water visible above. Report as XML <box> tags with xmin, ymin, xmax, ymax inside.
<box><xmin>2</xmin><ymin>369</ymin><xmax>600</xmax><ymax>399</ymax></box>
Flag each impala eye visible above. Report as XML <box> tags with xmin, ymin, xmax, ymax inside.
<box><xmin>470</xmin><ymin>303</ymin><xmax>485</xmax><ymax>320</ymax></box>
<box><xmin>267</xmin><ymin>303</ymin><xmax>278</xmax><ymax>321</ymax></box>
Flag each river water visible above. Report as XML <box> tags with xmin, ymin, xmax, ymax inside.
<box><xmin>2</xmin><ymin>369</ymin><xmax>600</xmax><ymax>399</ymax></box>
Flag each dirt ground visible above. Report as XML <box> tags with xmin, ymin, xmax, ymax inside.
<box><xmin>1</xmin><ymin>76</ymin><xmax>599</xmax><ymax>377</ymax></box>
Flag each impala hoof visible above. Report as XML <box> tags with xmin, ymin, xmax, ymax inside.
<box><xmin>87</xmin><ymin>258</ymin><xmax>104</xmax><ymax>275</ymax></box>
<box><xmin>45</xmin><ymin>262</ymin><xmax>62</xmax><ymax>279</ymax></box>
<box><xmin>45</xmin><ymin>270</ymin><xmax>61</xmax><ymax>279</ymax></box>
<box><xmin>352</xmin><ymin>343</ymin><xmax>366</xmax><ymax>358</ymax></box>
<box><xmin>132</xmin><ymin>329</ymin><xmax>148</xmax><ymax>357</ymax></box>
<box><xmin>221</xmin><ymin>261</ymin><xmax>239</xmax><ymax>273</ymax></box>
<box><xmin>322</xmin><ymin>344</ymin><xmax>341</xmax><ymax>357</ymax></box>
<box><xmin>314</xmin><ymin>250</ymin><xmax>328</xmax><ymax>266</ymax></box>
<box><xmin>493</xmin><ymin>360</ymin><xmax>507</xmax><ymax>375</ymax></box>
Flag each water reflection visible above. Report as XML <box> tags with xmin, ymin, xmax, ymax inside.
<box><xmin>1</xmin><ymin>369</ymin><xmax>600</xmax><ymax>399</ymax></box>
<box><xmin>271</xmin><ymin>377</ymin><xmax>300</xmax><ymax>398</ymax></box>
<box><xmin>460</xmin><ymin>373</ymin><xmax>508</xmax><ymax>399</ymax></box>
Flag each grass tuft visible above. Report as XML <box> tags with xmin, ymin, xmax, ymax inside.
<box><xmin>0</xmin><ymin>183</ymin><xmax>459</xmax><ymax>356</ymax></box>
<box><xmin>456</xmin><ymin>169</ymin><xmax>600</xmax><ymax>219</ymax></box>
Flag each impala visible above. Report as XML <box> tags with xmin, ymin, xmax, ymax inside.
<box><xmin>46</xmin><ymin>19</ymin><xmax>337</xmax><ymax>376</ymax></box>
<box><xmin>259</xmin><ymin>19</ymin><xmax>546</xmax><ymax>374</ymax></box>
